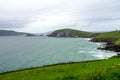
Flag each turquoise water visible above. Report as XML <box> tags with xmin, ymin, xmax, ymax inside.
<box><xmin>0</xmin><ymin>36</ymin><xmax>116</xmax><ymax>73</ymax></box>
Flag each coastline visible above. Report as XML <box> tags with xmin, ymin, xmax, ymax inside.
<box><xmin>0</xmin><ymin>59</ymin><xmax>104</xmax><ymax>74</ymax></box>
<box><xmin>0</xmin><ymin>37</ymin><xmax>117</xmax><ymax>74</ymax></box>
<box><xmin>0</xmin><ymin>37</ymin><xmax>120</xmax><ymax>80</ymax></box>
<box><xmin>90</xmin><ymin>38</ymin><xmax>120</xmax><ymax>56</ymax></box>
<box><xmin>0</xmin><ymin>52</ymin><xmax>117</xmax><ymax>74</ymax></box>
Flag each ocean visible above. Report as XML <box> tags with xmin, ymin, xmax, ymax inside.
<box><xmin>0</xmin><ymin>36</ymin><xmax>116</xmax><ymax>73</ymax></box>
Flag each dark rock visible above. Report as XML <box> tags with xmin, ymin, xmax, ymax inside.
<box><xmin>26</xmin><ymin>34</ymin><xmax>35</xmax><ymax>36</ymax></box>
<box><xmin>98</xmin><ymin>44</ymin><xmax>120</xmax><ymax>52</ymax></box>
<box><xmin>91</xmin><ymin>38</ymin><xmax>114</xmax><ymax>43</ymax></box>
<box><xmin>91</xmin><ymin>37</ymin><xmax>120</xmax><ymax>52</ymax></box>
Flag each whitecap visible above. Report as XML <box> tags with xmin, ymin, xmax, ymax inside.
<box><xmin>93</xmin><ymin>54</ymin><xmax>105</xmax><ymax>59</ymax></box>
<box><xmin>78</xmin><ymin>51</ymin><xmax>85</xmax><ymax>53</ymax></box>
<box><xmin>95</xmin><ymin>43</ymin><xmax>101</xmax><ymax>45</ymax></box>
<box><xmin>85</xmin><ymin>38</ymin><xmax>91</xmax><ymax>40</ymax></box>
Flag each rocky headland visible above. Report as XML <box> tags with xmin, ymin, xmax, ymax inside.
<box><xmin>90</xmin><ymin>31</ymin><xmax>120</xmax><ymax>54</ymax></box>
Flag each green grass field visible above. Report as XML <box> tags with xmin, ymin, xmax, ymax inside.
<box><xmin>0</xmin><ymin>57</ymin><xmax>120</xmax><ymax>80</ymax></box>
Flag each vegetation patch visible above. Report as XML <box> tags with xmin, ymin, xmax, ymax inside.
<box><xmin>115</xmin><ymin>39</ymin><xmax>120</xmax><ymax>46</ymax></box>
<box><xmin>96</xmin><ymin>31</ymin><xmax>120</xmax><ymax>41</ymax></box>
<box><xmin>86</xmin><ymin>64</ymin><xmax>120</xmax><ymax>80</ymax></box>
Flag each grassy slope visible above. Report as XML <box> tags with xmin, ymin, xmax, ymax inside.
<box><xmin>96</xmin><ymin>31</ymin><xmax>120</xmax><ymax>46</ymax></box>
<box><xmin>88</xmin><ymin>64</ymin><xmax>120</xmax><ymax>80</ymax></box>
<box><xmin>0</xmin><ymin>58</ymin><xmax>120</xmax><ymax>80</ymax></box>
<box><xmin>115</xmin><ymin>39</ymin><xmax>120</xmax><ymax>46</ymax></box>
<box><xmin>96</xmin><ymin>31</ymin><xmax>120</xmax><ymax>41</ymax></box>
<box><xmin>54</xmin><ymin>28</ymin><xmax>92</xmax><ymax>34</ymax></box>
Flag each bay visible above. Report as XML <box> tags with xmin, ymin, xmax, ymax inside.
<box><xmin>0</xmin><ymin>36</ymin><xmax>116</xmax><ymax>73</ymax></box>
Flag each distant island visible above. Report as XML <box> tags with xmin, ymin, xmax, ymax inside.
<box><xmin>0</xmin><ymin>30</ymin><xmax>35</xmax><ymax>36</ymax></box>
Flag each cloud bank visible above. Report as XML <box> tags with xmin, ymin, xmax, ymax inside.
<box><xmin>0</xmin><ymin>0</ymin><xmax>120</xmax><ymax>33</ymax></box>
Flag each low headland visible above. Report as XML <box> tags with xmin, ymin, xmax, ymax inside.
<box><xmin>0</xmin><ymin>30</ymin><xmax>36</xmax><ymax>36</ymax></box>
<box><xmin>0</xmin><ymin>29</ymin><xmax>120</xmax><ymax>80</ymax></box>
<box><xmin>91</xmin><ymin>30</ymin><xmax>120</xmax><ymax>54</ymax></box>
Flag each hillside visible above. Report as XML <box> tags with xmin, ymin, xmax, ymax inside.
<box><xmin>0</xmin><ymin>57</ymin><xmax>120</xmax><ymax>80</ymax></box>
<box><xmin>96</xmin><ymin>31</ymin><xmax>120</xmax><ymax>41</ymax></box>
<box><xmin>0</xmin><ymin>30</ymin><xmax>34</xmax><ymax>36</ymax></box>
<box><xmin>48</xmin><ymin>28</ymin><xmax>94</xmax><ymax>38</ymax></box>
<box><xmin>91</xmin><ymin>31</ymin><xmax>120</xmax><ymax>52</ymax></box>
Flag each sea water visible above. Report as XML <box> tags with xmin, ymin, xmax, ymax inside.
<box><xmin>0</xmin><ymin>36</ymin><xmax>116</xmax><ymax>73</ymax></box>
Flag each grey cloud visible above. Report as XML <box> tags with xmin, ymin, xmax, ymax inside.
<box><xmin>0</xmin><ymin>20</ymin><xmax>28</xmax><ymax>28</ymax></box>
<box><xmin>0</xmin><ymin>0</ymin><xmax>120</xmax><ymax>32</ymax></box>
<box><xmin>85</xmin><ymin>18</ymin><xmax>120</xmax><ymax>23</ymax></box>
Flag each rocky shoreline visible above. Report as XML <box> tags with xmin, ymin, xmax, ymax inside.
<box><xmin>90</xmin><ymin>38</ymin><xmax>120</xmax><ymax>55</ymax></box>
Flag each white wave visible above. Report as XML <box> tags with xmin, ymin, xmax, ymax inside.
<box><xmin>89</xmin><ymin>51</ymin><xmax>101</xmax><ymax>54</ymax></box>
<box><xmin>93</xmin><ymin>52</ymin><xmax>116</xmax><ymax>59</ymax></box>
<box><xmin>78</xmin><ymin>51</ymin><xmax>85</xmax><ymax>53</ymax></box>
<box><xmin>93</xmin><ymin>54</ymin><xmax>105</xmax><ymax>59</ymax></box>
<box><xmin>95</xmin><ymin>43</ymin><xmax>101</xmax><ymax>45</ymax></box>
<box><xmin>85</xmin><ymin>38</ymin><xmax>91</xmax><ymax>40</ymax></box>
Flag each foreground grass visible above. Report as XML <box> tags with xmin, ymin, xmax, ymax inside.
<box><xmin>0</xmin><ymin>57</ymin><xmax>120</xmax><ymax>80</ymax></box>
<box><xmin>87</xmin><ymin>64</ymin><xmax>120</xmax><ymax>80</ymax></box>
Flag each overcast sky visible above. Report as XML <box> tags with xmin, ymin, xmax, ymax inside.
<box><xmin>0</xmin><ymin>0</ymin><xmax>120</xmax><ymax>33</ymax></box>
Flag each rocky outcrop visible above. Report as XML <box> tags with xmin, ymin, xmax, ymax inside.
<box><xmin>91</xmin><ymin>38</ymin><xmax>114</xmax><ymax>43</ymax></box>
<box><xmin>104</xmin><ymin>45</ymin><xmax>120</xmax><ymax>52</ymax></box>
<box><xmin>26</xmin><ymin>34</ymin><xmax>36</xmax><ymax>37</ymax></box>
<box><xmin>91</xmin><ymin>38</ymin><xmax>120</xmax><ymax>52</ymax></box>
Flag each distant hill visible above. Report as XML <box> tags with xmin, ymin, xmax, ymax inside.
<box><xmin>0</xmin><ymin>30</ymin><xmax>34</xmax><ymax>36</ymax></box>
<box><xmin>48</xmin><ymin>28</ymin><xmax>94</xmax><ymax>38</ymax></box>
